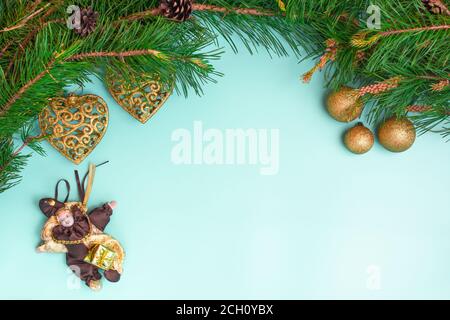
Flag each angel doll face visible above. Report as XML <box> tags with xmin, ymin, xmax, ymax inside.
<box><xmin>56</xmin><ymin>209</ymin><xmax>75</xmax><ymax>228</ymax></box>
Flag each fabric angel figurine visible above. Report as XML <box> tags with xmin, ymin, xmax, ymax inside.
<box><xmin>36</xmin><ymin>163</ymin><xmax>125</xmax><ymax>291</ymax></box>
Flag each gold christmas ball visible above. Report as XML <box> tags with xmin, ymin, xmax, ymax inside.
<box><xmin>326</xmin><ymin>86</ymin><xmax>364</xmax><ymax>122</ymax></box>
<box><xmin>378</xmin><ymin>117</ymin><xmax>416</xmax><ymax>152</ymax></box>
<box><xmin>344</xmin><ymin>123</ymin><xmax>374</xmax><ymax>154</ymax></box>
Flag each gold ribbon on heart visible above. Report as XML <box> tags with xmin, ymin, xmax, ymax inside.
<box><xmin>106</xmin><ymin>72</ymin><xmax>173</xmax><ymax>124</ymax></box>
<box><xmin>38</xmin><ymin>94</ymin><xmax>109</xmax><ymax>164</ymax></box>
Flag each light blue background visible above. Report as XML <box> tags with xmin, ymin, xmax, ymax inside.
<box><xmin>1</xmin><ymin>39</ymin><xmax>450</xmax><ymax>300</ymax></box>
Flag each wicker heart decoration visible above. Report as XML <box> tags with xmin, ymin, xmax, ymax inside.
<box><xmin>38</xmin><ymin>94</ymin><xmax>109</xmax><ymax>164</ymax></box>
<box><xmin>107</xmin><ymin>72</ymin><xmax>173</xmax><ymax>124</ymax></box>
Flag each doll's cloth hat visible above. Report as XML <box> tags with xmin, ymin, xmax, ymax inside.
<box><xmin>39</xmin><ymin>179</ymin><xmax>70</xmax><ymax>218</ymax></box>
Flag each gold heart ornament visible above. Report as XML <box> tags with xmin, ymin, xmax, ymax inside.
<box><xmin>38</xmin><ymin>94</ymin><xmax>109</xmax><ymax>164</ymax></box>
<box><xmin>107</xmin><ymin>72</ymin><xmax>173</xmax><ymax>124</ymax></box>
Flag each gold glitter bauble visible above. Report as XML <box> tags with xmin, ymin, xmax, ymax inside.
<box><xmin>107</xmin><ymin>72</ymin><xmax>173</xmax><ymax>124</ymax></box>
<box><xmin>344</xmin><ymin>123</ymin><xmax>374</xmax><ymax>154</ymax></box>
<box><xmin>38</xmin><ymin>93</ymin><xmax>109</xmax><ymax>164</ymax></box>
<box><xmin>378</xmin><ymin>117</ymin><xmax>416</xmax><ymax>152</ymax></box>
<box><xmin>326</xmin><ymin>86</ymin><xmax>364</xmax><ymax>122</ymax></box>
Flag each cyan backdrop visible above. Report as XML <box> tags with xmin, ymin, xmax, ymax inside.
<box><xmin>1</xmin><ymin>39</ymin><xmax>450</xmax><ymax>299</ymax></box>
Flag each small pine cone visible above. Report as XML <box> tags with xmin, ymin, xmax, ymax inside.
<box><xmin>159</xmin><ymin>0</ymin><xmax>193</xmax><ymax>22</ymax></box>
<box><xmin>422</xmin><ymin>0</ymin><xmax>450</xmax><ymax>15</ymax></box>
<box><xmin>75</xmin><ymin>7</ymin><xmax>99</xmax><ymax>37</ymax></box>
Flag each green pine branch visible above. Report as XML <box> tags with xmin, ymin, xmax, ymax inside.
<box><xmin>1</xmin><ymin>0</ymin><xmax>449</xmax><ymax>195</ymax></box>
<box><xmin>286</xmin><ymin>0</ymin><xmax>450</xmax><ymax>135</ymax></box>
<box><xmin>0</xmin><ymin>0</ymin><xmax>305</xmax><ymax>194</ymax></box>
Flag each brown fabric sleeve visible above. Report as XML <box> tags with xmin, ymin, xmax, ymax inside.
<box><xmin>88</xmin><ymin>203</ymin><xmax>113</xmax><ymax>231</ymax></box>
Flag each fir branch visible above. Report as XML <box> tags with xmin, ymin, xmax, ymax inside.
<box><xmin>0</xmin><ymin>60</ymin><xmax>56</xmax><ymax>117</ymax></box>
<box><xmin>0</xmin><ymin>3</ymin><xmax>51</xmax><ymax>33</ymax></box>
<box><xmin>380</xmin><ymin>24</ymin><xmax>450</xmax><ymax>36</ymax></box>
<box><xmin>0</xmin><ymin>134</ymin><xmax>42</xmax><ymax>173</ymax></box>
<box><xmin>2</xmin><ymin>5</ymin><xmax>63</xmax><ymax>77</ymax></box>
<box><xmin>0</xmin><ymin>137</ymin><xmax>30</xmax><ymax>194</ymax></box>
<box><xmin>0</xmin><ymin>41</ymin><xmax>11</xmax><ymax>59</ymax></box>
<box><xmin>1</xmin><ymin>0</ymin><xmax>448</xmax><ymax>195</ymax></box>
<box><xmin>119</xmin><ymin>8</ymin><xmax>161</xmax><ymax>21</ymax></box>
<box><xmin>120</xmin><ymin>3</ymin><xmax>278</xmax><ymax>21</ymax></box>
<box><xmin>0</xmin><ymin>0</ymin><xmax>300</xmax><ymax>195</ymax></box>
<box><xmin>192</xmin><ymin>3</ymin><xmax>276</xmax><ymax>16</ymax></box>
<box><xmin>352</xmin><ymin>24</ymin><xmax>450</xmax><ymax>48</ymax></box>
<box><xmin>67</xmin><ymin>49</ymin><xmax>165</xmax><ymax>61</ymax></box>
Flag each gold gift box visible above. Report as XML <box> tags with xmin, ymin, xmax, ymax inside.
<box><xmin>84</xmin><ymin>244</ymin><xmax>117</xmax><ymax>270</ymax></box>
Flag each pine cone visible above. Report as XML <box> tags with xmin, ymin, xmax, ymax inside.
<box><xmin>159</xmin><ymin>0</ymin><xmax>193</xmax><ymax>22</ymax></box>
<box><xmin>75</xmin><ymin>7</ymin><xmax>99</xmax><ymax>37</ymax></box>
<box><xmin>422</xmin><ymin>0</ymin><xmax>450</xmax><ymax>15</ymax></box>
